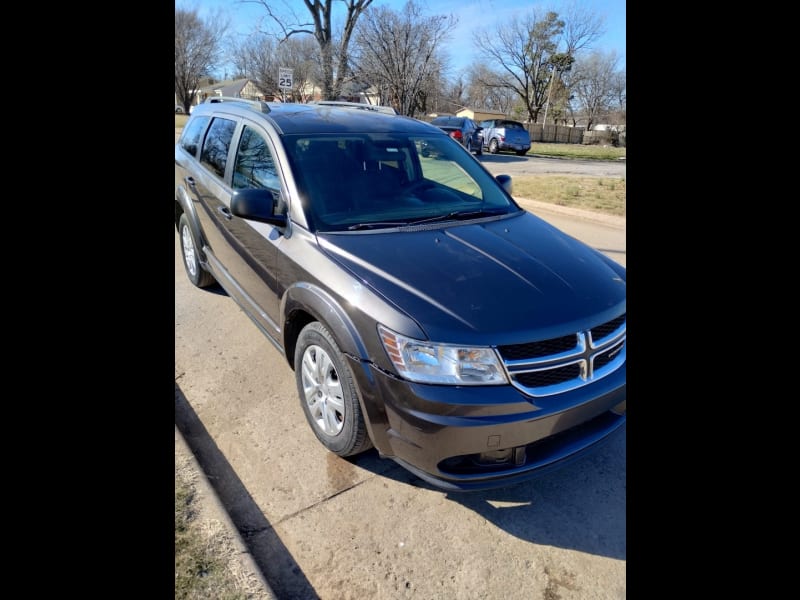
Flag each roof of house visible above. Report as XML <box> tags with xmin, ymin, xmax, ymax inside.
<box><xmin>199</xmin><ymin>78</ymin><xmax>251</xmax><ymax>97</ymax></box>
<box><xmin>457</xmin><ymin>108</ymin><xmax>507</xmax><ymax>120</ymax></box>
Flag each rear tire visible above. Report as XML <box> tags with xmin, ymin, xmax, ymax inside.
<box><xmin>178</xmin><ymin>213</ymin><xmax>216</xmax><ymax>288</ymax></box>
<box><xmin>295</xmin><ymin>322</ymin><xmax>373</xmax><ymax>457</ymax></box>
<box><xmin>489</xmin><ymin>139</ymin><xmax>499</xmax><ymax>154</ymax></box>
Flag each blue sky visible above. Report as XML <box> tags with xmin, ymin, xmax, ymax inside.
<box><xmin>180</xmin><ymin>0</ymin><xmax>625</xmax><ymax>78</ymax></box>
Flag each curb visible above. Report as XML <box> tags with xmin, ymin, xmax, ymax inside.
<box><xmin>514</xmin><ymin>196</ymin><xmax>625</xmax><ymax>229</ymax></box>
<box><xmin>175</xmin><ymin>426</ymin><xmax>277</xmax><ymax>599</ymax></box>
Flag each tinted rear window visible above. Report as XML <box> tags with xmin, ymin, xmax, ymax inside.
<box><xmin>200</xmin><ymin>117</ymin><xmax>236</xmax><ymax>179</ymax></box>
<box><xmin>180</xmin><ymin>116</ymin><xmax>210</xmax><ymax>157</ymax></box>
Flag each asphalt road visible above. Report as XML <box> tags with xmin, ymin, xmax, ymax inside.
<box><xmin>175</xmin><ymin>145</ymin><xmax>626</xmax><ymax>599</ymax></box>
<box><xmin>477</xmin><ymin>152</ymin><xmax>626</xmax><ymax>178</ymax></box>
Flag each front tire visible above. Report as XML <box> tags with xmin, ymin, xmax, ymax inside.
<box><xmin>295</xmin><ymin>322</ymin><xmax>373</xmax><ymax>457</ymax></box>
<box><xmin>178</xmin><ymin>213</ymin><xmax>216</xmax><ymax>288</ymax></box>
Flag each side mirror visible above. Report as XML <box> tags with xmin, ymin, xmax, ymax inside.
<box><xmin>231</xmin><ymin>188</ymin><xmax>287</xmax><ymax>227</ymax></box>
<box><xmin>495</xmin><ymin>174</ymin><xmax>513</xmax><ymax>195</ymax></box>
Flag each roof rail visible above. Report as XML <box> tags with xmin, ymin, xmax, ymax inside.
<box><xmin>309</xmin><ymin>101</ymin><xmax>397</xmax><ymax>115</ymax></box>
<box><xmin>204</xmin><ymin>96</ymin><xmax>271</xmax><ymax>113</ymax></box>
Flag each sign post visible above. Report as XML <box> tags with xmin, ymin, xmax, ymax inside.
<box><xmin>278</xmin><ymin>67</ymin><xmax>293</xmax><ymax>102</ymax></box>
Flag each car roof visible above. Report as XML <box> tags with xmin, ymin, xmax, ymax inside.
<box><xmin>430</xmin><ymin>116</ymin><xmax>466</xmax><ymax>124</ymax></box>
<box><xmin>190</xmin><ymin>99</ymin><xmax>441</xmax><ymax>136</ymax></box>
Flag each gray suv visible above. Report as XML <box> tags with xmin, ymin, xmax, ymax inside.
<box><xmin>479</xmin><ymin>118</ymin><xmax>532</xmax><ymax>155</ymax></box>
<box><xmin>174</xmin><ymin>98</ymin><xmax>626</xmax><ymax>491</ymax></box>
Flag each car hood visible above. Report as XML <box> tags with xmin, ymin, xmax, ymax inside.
<box><xmin>317</xmin><ymin>212</ymin><xmax>625</xmax><ymax>343</ymax></box>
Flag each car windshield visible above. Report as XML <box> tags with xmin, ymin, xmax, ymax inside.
<box><xmin>283</xmin><ymin>133</ymin><xmax>519</xmax><ymax>232</ymax></box>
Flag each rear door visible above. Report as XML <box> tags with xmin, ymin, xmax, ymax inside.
<box><xmin>185</xmin><ymin>114</ymin><xmax>240</xmax><ymax>282</ymax></box>
<box><xmin>188</xmin><ymin>114</ymin><xmax>284</xmax><ymax>340</ymax></box>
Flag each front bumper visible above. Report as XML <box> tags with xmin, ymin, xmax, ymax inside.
<box><xmin>349</xmin><ymin>357</ymin><xmax>626</xmax><ymax>492</ymax></box>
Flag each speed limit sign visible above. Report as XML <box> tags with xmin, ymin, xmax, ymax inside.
<box><xmin>279</xmin><ymin>68</ymin><xmax>293</xmax><ymax>89</ymax></box>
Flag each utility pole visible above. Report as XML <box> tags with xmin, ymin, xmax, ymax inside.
<box><xmin>543</xmin><ymin>66</ymin><xmax>557</xmax><ymax>128</ymax></box>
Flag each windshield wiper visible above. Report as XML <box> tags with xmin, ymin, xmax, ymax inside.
<box><xmin>346</xmin><ymin>208</ymin><xmax>509</xmax><ymax>230</ymax></box>
<box><xmin>409</xmin><ymin>208</ymin><xmax>508</xmax><ymax>226</ymax></box>
<box><xmin>347</xmin><ymin>221</ymin><xmax>411</xmax><ymax>230</ymax></box>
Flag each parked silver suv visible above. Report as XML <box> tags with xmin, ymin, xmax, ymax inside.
<box><xmin>479</xmin><ymin>118</ymin><xmax>532</xmax><ymax>155</ymax></box>
<box><xmin>174</xmin><ymin>99</ymin><xmax>626</xmax><ymax>491</ymax></box>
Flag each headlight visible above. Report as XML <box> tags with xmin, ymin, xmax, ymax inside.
<box><xmin>378</xmin><ymin>324</ymin><xmax>507</xmax><ymax>385</ymax></box>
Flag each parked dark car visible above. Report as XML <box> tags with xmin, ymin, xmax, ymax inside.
<box><xmin>479</xmin><ymin>118</ymin><xmax>532</xmax><ymax>155</ymax></box>
<box><xmin>428</xmin><ymin>115</ymin><xmax>483</xmax><ymax>155</ymax></box>
<box><xmin>174</xmin><ymin>98</ymin><xmax>626</xmax><ymax>491</ymax></box>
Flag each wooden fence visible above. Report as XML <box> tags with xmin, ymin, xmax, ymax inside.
<box><xmin>527</xmin><ymin>124</ymin><xmax>625</xmax><ymax>147</ymax></box>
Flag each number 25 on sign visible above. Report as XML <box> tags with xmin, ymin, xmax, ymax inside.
<box><xmin>279</xmin><ymin>68</ymin><xmax>293</xmax><ymax>89</ymax></box>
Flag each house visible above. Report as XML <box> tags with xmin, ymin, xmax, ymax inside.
<box><xmin>456</xmin><ymin>108</ymin><xmax>507</xmax><ymax>123</ymax></box>
<box><xmin>197</xmin><ymin>78</ymin><xmax>266</xmax><ymax>103</ymax></box>
<box><xmin>178</xmin><ymin>78</ymin><xmax>269</xmax><ymax>110</ymax></box>
<box><xmin>179</xmin><ymin>76</ymin><xmax>385</xmax><ymax>110</ymax></box>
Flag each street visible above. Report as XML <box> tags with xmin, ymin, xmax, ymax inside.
<box><xmin>477</xmin><ymin>152</ymin><xmax>626</xmax><ymax>178</ymax></box>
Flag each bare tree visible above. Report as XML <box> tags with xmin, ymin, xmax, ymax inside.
<box><xmin>276</xmin><ymin>36</ymin><xmax>322</xmax><ymax>102</ymax></box>
<box><xmin>609</xmin><ymin>68</ymin><xmax>626</xmax><ymax>126</ymax></box>
<box><xmin>475</xmin><ymin>7</ymin><xmax>603</xmax><ymax>124</ymax></box>
<box><xmin>441</xmin><ymin>76</ymin><xmax>467</xmax><ymax>114</ymax></box>
<box><xmin>243</xmin><ymin>0</ymin><xmax>373</xmax><ymax>100</ymax></box>
<box><xmin>229</xmin><ymin>34</ymin><xmax>279</xmax><ymax>91</ymax></box>
<box><xmin>350</xmin><ymin>0</ymin><xmax>455</xmax><ymax>117</ymax></box>
<box><xmin>467</xmin><ymin>62</ymin><xmax>518</xmax><ymax>115</ymax></box>
<box><xmin>175</xmin><ymin>7</ymin><xmax>229</xmax><ymax>113</ymax></box>
<box><xmin>560</xmin><ymin>1</ymin><xmax>605</xmax><ymax>56</ymax></box>
<box><xmin>570</xmin><ymin>50</ymin><xmax>621</xmax><ymax>130</ymax></box>
<box><xmin>541</xmin><ymin>52</ymin><xmax>575</xmax><ymax>125</ymax></box>
<box><xmin>547</xmin><ymin>1</ymin><xmax>605</xmax><ymax>126</ymax></box>
<box><xmin>230</xmin><ymin>34</ymin><xmax>319</xmax><ymax>102</ymax></box>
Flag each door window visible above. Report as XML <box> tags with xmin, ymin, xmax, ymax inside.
<box><xmin>200</xmin><ymin>117</ymin><xmax>236</xmax><ymax>179</ymax></box>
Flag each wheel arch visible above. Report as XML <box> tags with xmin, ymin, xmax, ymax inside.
<box><xmin>281</xmin><ymin>282</ymin><xmax>371</xmax><ymax>373</ymax></box>
<box><xmin>282</xmin><ymin>283</ymin><xmax>387</xmax><ymax>455</ymax></box>
<box><xmin>175</xmin><ymin>187</ymin><xmax>208</xmax><ymax>262</ymax></box>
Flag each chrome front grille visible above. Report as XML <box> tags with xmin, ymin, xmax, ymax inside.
<box><xmin>497</xmin><ymin>314</ymin><xmax>626</xmax><ymax>397</ymax></box>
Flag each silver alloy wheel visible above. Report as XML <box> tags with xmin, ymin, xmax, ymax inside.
<box><xmin>181</xmin><ymin>224</ymin><xmax>198</xmax><ymax>278</ymax></box>
<box><xmin>300</xmin><ymin>344</ymin><xmax>345</xmax><ymax>436</ymax></box>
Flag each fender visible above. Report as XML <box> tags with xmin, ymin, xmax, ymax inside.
<box><xmin>281</xmin><ymin>281</ymin><xmax>370</xmax><ymax>366</ymax></box>
<box><xmin>175</xmin><ymin>185</ymin><xmax>210</xmax><ymax>266</ymax></box>
<box><xmin>281</xmin><ymin>281</ymin><xmax>393</xmax><ymax>450</ymax></box>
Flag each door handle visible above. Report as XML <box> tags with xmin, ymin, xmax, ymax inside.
<box><xmin>185</xmin><ymin>176</ymin><xmax>196</xmax><ymax>188</ymax></box>
<box><xmin>218</xmin><ymin>206</ymin><xmax>233</xmax><ymax>220</ymax></box>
